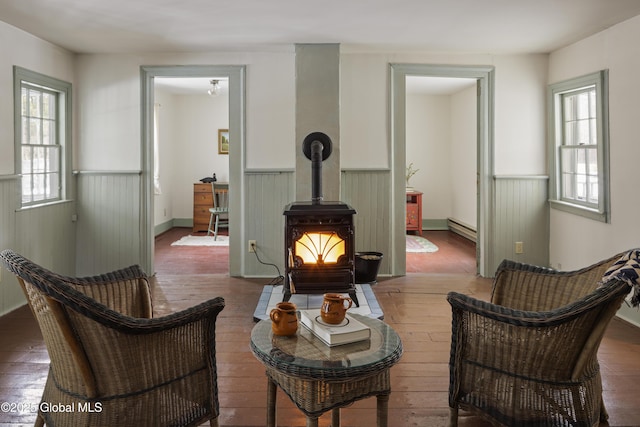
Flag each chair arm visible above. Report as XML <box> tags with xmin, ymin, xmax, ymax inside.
<box><xmin>448</xmin><ymin>291</ymin><xmax>580</xmax><ymax>383</ymax></box>
<box><xmin>448</xmin><ymin>282</ymin><xmax>629</xmax><ymax>381</ymax></box>
<box><xmin>62</xmin><ymin>286</ymin><xmax>225</xmax><ymax>334</ymax></box>
<box><xmin>64</xmin><ymin>297</ymin><xmax>225</xmax><ymax>398</ymax></box>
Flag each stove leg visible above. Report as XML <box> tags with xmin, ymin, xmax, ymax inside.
<box><xmin>349</xmin><ymin>290</ymin><xmax>360</xmax><ymax>307</ymax></box>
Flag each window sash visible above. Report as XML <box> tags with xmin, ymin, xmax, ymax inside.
<box><xmin>19</xmin><ymin>83</ymin><xmax>61</xmax><ymax>205</ymax></box>
<box><xmin>559</xmin><ymin>145</ymin><xmax>598</xmax><ymax>207</ymax></box>
<box><xmin>548</xmin><ymin>70</ymin><xmax>609</xmax><ymax>223</ymax></box>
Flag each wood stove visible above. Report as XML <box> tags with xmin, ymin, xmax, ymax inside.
<box><xmin>283</xmin><ymin>132</ymin><xmax>359</xmax><ymax>306</ymax></box>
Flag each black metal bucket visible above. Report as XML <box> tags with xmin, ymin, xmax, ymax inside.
<box><xmin>355</xmin><ymin>252</ymin><xmax>383</xmax><ymax>284</ymax></box>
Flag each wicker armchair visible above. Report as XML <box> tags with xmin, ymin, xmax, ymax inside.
<box><xmin>447</xmin><ymin>253</ymin><xmax>632</xmax><ymax>427</ymax></box>
<box><xmin>0</xmin><ymin>249</ymin><xmax>225</xmax><ymax>427</ymax></box>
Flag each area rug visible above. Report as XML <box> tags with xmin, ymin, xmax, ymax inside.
<box><xmin>253</xmin><ymin>284</ymin><xmax>384</xmax><ymax>322</ymax></box>
<box><xmin>170</xmin><ymin>235</ymin><xmax>229</xmax><ymax>246</ymax></box>
<box><xmin>406</xmin><ymin>235</ymin><xmax>439</xmax><ymax>253</ymax></box>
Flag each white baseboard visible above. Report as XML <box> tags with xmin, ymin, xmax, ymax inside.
<box><xmin>447</xmin><ymin>217</ymin><xmax>477</xmax><ymax>243</ymax></box>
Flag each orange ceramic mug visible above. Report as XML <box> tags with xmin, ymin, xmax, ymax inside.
<box><xmin>270</xmin><ymin>302</ymin><xmax>298</xmax><ymax>336</ymax></box>
<box><xmin>320</xmin><ymin>293</ymin><xmax>353</xmax><ymax>325</ymax></box>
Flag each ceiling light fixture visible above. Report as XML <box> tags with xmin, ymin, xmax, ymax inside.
<box><xmin>208</xmin><ymin>79</ymin><xmax>220</xmax><ymax>96</ymax></box>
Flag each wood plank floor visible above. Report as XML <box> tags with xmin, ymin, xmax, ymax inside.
<box><xmin>1</xmin><ymin>230</ymin><xmax>639</xmax><ymax>426</ymax></box>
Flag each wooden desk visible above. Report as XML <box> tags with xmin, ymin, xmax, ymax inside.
<box><xmin>250</xmin><ymin>314</ymin><xmax>403</xmax><ymax>427</ymax></box>
<box><xmin>406</xmin><ymin>191</ymin><xmax>423</xmax><ymax>235</ymax></box>
<box><xmin>193</xmin><ymin>183</ymin><xmax>213</xmax><ymax>232</ymax></box>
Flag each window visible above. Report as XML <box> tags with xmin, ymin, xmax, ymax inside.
<box><xmin>548</xmin><ymin>70</ymin><xmax>609</xmax><ymax>222</ymax></box>
<box><xmin>14</xmin><ymin>67</ymin><xmax>71</xmax><ymax>207</ymax></box>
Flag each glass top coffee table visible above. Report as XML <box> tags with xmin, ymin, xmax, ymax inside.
<box><xmin>250</xmin><ymin>313</ymin><xmax>403</xmax><ymax>427</ymax></box>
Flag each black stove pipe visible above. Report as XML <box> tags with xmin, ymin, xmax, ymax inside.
<box><xmin>302</xmin><ymin>132</ymin><xmax>333</xmax><ymax>205</ymax></box>
<box><xmin>310</xmin><ymin>140</ymin><xmax>323</xmax><ymax>204</ymax></box>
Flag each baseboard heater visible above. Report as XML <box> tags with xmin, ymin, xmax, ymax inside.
<box><xmin>447</xmin><ymin>218</ymin><xmax>477</xmax><ymax>243</ymax></box>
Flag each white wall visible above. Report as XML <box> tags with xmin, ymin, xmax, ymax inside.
<box><xmin>340</xmin><ymin>52</ymin><xmax>548</xmax><ymax>174</ymax></box>
<box><xmin>0</xmin><ymin>21</ymin><xmax>76</xmax><ymax>174</ymax></box>
<box><xmin>154</xmin><ymin>89</ymin><xmax>230</xmax><ymax>226</ymax></box>
<box><xmin>548</xmin><ymin>16</ymin><xmax>640</xmax><ymax>266</ymax></box>
<box><xmin>548</xmin><ymin>15</ymin><xmax>640</xmax><ymax>326</ymax></box>
<box><xmin>72</xmin><ymin>50</ymin><xmax>548</xmax><ymax>191</ymax></box>
<box><xmin>493</xmin><ymin>55</ymin><xmax>548</xmax><ymax>175</ymax></box>
<box><xmin>450</xmin><ymin>85</ymin><xmax>477</xmax><ymax>227</ymax></box>
<box><xmin>402</xmin><ymin>86</ymin><xmax>477</xmax><ymax>229</ymax></box>
<box><xmin>153</xmin><ymin>88</ymin><xmax>175</xmax><ymax>227</ymax></box>
<box><xmin>406</xmin><ymin>94</ymin><xmax>453</xmax><ymax>220</ymax></box>
<box><xmin>173</xmin><ymin>93</ymin><xmax>230</xmax><ymax>221</ymax></box>
<box><xmin>74</xmin><ymin>51</ymin><xmax>296</xmax><ymax>172</ymax></box>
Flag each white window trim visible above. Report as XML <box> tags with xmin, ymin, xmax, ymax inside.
<box><xmin>14</xmin><ymin>66</ymin><xmax>72</xmax><ymax>208</ymax></box>
<box><xmin>548</xmin><ymin>70</ymin><xmax>610</xmax><ymax>223</ymax></box>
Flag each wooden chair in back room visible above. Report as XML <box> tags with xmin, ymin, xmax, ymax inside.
<box><xmin>207</xmin><ymin>182</ymin><xmax>229</xmax><ymax>241</ymax></box>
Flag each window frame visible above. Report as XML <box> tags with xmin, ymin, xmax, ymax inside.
<box><xmin>548</xmin><ymin>70</ymin><xmax>610</xmax><ymax>223</ymax></box>
<box><xmin>14</xmin><ymin>66</ymin><xmax>72</xmax><ymax>208</ymax></box>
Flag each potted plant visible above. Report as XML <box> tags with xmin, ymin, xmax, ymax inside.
<box><xmin>406</xmin><ymin>162</ymin><xmax>419</xmax><ymax>191</ymax></box>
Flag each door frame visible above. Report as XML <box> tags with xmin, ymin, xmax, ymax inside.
<box><xmin>390</xmin><ymin>64</ymin><xmax>495</xmax><ymax>277</ymax></box>
<box><xmin>140</xmin><ymin>65</ymin><xmax>246</xmax><ymax>275</ymax></box>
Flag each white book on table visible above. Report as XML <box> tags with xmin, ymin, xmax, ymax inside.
<box><xmin>299</xmin><ymin>309</ymin><xmax>371</xmax><ymax>347</ymax></box>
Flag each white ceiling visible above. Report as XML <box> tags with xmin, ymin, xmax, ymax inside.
<box><xmin>155</xmin><ymin>77</ymin><xmax>228</xmax><ymax>96</ymax></box>
<box><xmin>406</xmin><ymin>76</ymin><xmax>476</xmax><ymax>96</ymax></box>
<box><xmin>155</xmin><ymin>75</ymin><xmax>473</xmax><ymax>96</ymax></box>
<box><xmin>2</xmin><ymin>0</ymin><xmax>640</xmax><ymax>55</ymax></box>
<box><xmin>4</xmin><ymin>0</ymin><xmax>639</xmax><ymax>95</ymax></box>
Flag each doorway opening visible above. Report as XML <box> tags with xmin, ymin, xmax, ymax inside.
<box><xmin>152</xmin><ymin>77</ymin><xmax>230</xmax><ymax>275</ymax></box>
<box><xmin>140</xmin><ymin>65</ymin><xmax>245</xmax><ymax>276</ymax></box>
<box><xmin>404</xmin><ymin>75</ymin><xmax>478</xmax><ymax>274</ymax></box>
<box><xmin>390</xmin><ymin>64</ymin><xmax>495</xmax><ymax>277</ymax></box>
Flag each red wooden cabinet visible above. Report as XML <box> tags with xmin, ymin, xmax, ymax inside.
<box><xmin>406</xmin><ymin>191</ymin><xmax>422</xmax><ymax>236</ymax></box>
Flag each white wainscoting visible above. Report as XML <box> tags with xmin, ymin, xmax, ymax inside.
<box><xmin>0</xmin><ymin>175</ymin><xmax>76</xmax><ymax>316</ymax></box>
<box><xmin>0</xmin><ymin>176</ymin><xmax>21</xmax><ymax>315</ymax></box>
<box><xmin>341</xmin><ymin>170</ymin><xmax>391</xmax><ymax>276</ymax></box>
<box><xmin>242</xmin><ymin>170</ymin><xmax>392</xmax><ymax>278</ymax></box>
<box><xmin>0</xmin><ymin>170</ymin><xmax>551</xmax><ymax>317</ymax></box>
<box><xmin>75</xmin><ymin>171</ymin><xmax>142</xmax><ymax>276</ymax></box>
<box><xmin>491</xmin><ymin>175</ymin><xmax>549</xmax><ymax>271</ymax></box>
<box><xmin>243</xmin><ymin>171</ymin><xmax>295</xmax><ymax>277</ymax></box>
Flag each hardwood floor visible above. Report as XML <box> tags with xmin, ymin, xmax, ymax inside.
<box><xmin>154</xmin><ymin>227</ymin><xmax>230</xmax><ymax>276</ymax></box>
<box><xmin>1</xmin><ymin>230</ymin><xmax>639</xmax><ymax>426</ymax></box>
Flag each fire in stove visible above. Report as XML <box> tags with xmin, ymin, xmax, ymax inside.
<box><xmin>283</xmin><ymin>132</ymin><xmax>359</xmax><ymax>306</ymax></box>
<box><xmin>295</xmin><ymin>231</ymin><xmax>345</xmax><ymax>264</ymax></box>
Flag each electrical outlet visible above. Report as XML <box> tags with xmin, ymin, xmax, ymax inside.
<box><xmin>515</xmin><ymin>241</ymin><xmax>524</xmax><ymax>254</ymax></box>
<box><xmin>248</xmin><ymin>240</ymin><xmax>257</xmax><ymax>253</ymax></box>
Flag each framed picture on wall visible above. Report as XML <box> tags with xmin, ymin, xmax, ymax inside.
<box><xmin>218</xmin><ymin>129</ymin><xmax>229</xmax><ymax>154</ymax></box>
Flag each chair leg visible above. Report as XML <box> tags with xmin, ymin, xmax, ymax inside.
<box><xmin>210</xmin><ymin>417</ymin><xmax>219</xmax><ymax>427</ymax></box>
<box><xmin>214</xmin><ymin>216</ymin><xmax>219</xmax><ymax>240</ymax></box>
<box><xmin>207</xmin><ymin>212</ymin><xmax>215</xmax><ymax>236</ymax></box>
<box><xmin>449</xmin><ymin>407</ymin><xmax>458</xmax><ymax>427</ymax></box>
<box><xmin>331</xmin><ymin>408</ymin><xmax>340</xmax><ymax>427</ymax></box>
<box><xmin>600</xmin><ymin>395</ymin><xmax>609</xmax><ymax>422</ymax></box>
